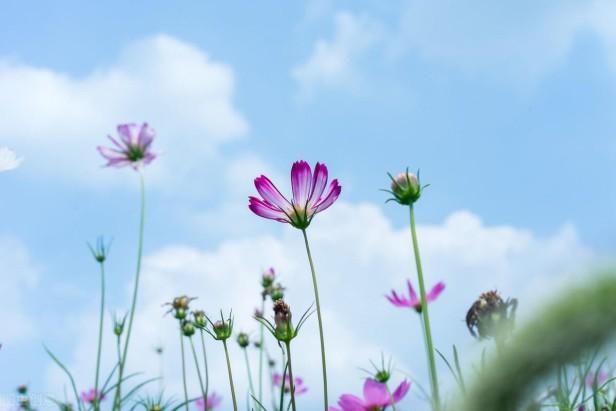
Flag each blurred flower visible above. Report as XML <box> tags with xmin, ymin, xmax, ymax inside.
<box><xmin>249</xmin><ymin>161</ymin><xmax>341</xmax><ymax>229</ymax></box>
<box><xmin>193</xmin><ymin>310</ymin><xmax>207</xmax><ymax>329</ymax></box>
<box><xmin>273</xmin><ymin>373</ymin><xmax>308</xmax><ymax>395</ymax></box>
<box><xmin>17</xmin><ymin>385</ymin><xmax>28</xmax><ymax>395</ymax></box>
<box><xmin>80</xmin><ymin>389</ymin><xmax>105</xmax><ymax>405</ymax></box>
<box><xmin>384</xmin><ymin>169</ymin><xmax>426</xmax><ymax>205</ymax></box>
<box><xmin>585</xmin><ymin>370</ymin><xmax>609</xmax><ymax>387</ymax></box>
<box><xmin>330</xmin><ymin>378</ymin><xmax>411</xmax><ymax>411</ymax></box>
<box><xmin>97</xmin><ymin>123</ymin><xmax>156</xmax><ymax>170</ymax></box>
<box><xmin>195</xmin><ymin>392</ymin><xmax>222</xmax><ymax>411</ymax></box>
<box><xmin>261</xmin><ymin>267</ymin><xmax>276</xmax><ymax>288</ymax></box>
<box><xmin>87</xmin><ymin>236</ymin><xmax>111</xmax><ymax>263</ymax></box>
<box><xmin>386</xmin><ymin>279</ymin><xmax>445</xmax><ymax>313</ymax></box>
<box><xmin>112</xmin><ymin>312</ymin><xmax>127</xmax><ymax>336</ymax></box>
<box><xmin>236</xmin><ymin>332</ymin><xmax>250</xmax><ymax>348</ymax></box>
<box><xmin>0</xmin><ymin>147</ymin><xmax>22</xmax><ymax>172</ymax></box>
<box><xmin>164</xmin><ymin>296</ymin><xmax>196</xmax><ymax>320</ymax></box>
<box><xmin>181</xmin><ymin>320</ymin><xmax>196</xmax><ymax>337</ymax></box>
<box><xmin>466</xmin><ymin>290</ymin><xmax>518</xmax><ymax>339</ymax></box>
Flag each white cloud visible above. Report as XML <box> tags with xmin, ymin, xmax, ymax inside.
<box><xmin>46</xmin><ymin>202</ymin><xmax>594</xmax><ymax>409</ymax></box>
<box><xmin>0</xmin><ymin>34</ymin><xmax>247</xmax><ymax>187</ymax></box>
<box><xmin>0</xmin><ymin>236</ymin><xmax>39</xmax><ymax>344</ymax></box>
<box><xmin>0</xmin><ymin>147</ymin><xmax>23</xmax><ymax>172</ymax></box>
<box><xmin>292</xmin><ymin>12</ymin><xmax>383</xmax><ymax>99</ymax></box>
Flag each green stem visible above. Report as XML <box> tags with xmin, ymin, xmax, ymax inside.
<box><xmin>409</xmin><ymin>204</ymin><xmax>440</xmax><ymax>410</ymax></box>
<box><xmin>300</xmin><ymin>229</ymin><xmax>328</xmax><ymax>411</ymax></box>
<box><xmin>279</xmin><ymin>347</ymin><xmax>288</xmax><ymax>411</ymax></box>
<box><xmin>190</xmin><ymin>338</ymin><xmax>207</xmax><ymax>408</ymax></box>
<box><xmin>223</xmin><ymin>340</ymin><xmax>238</xmax><ymax>411</ymax></box>
<box><xmin>93</xmin><ymin>261</ymin><xmax>105</xmax><ymax>411</ymax></box>
<box><xmin>285</xmin><ymin>342</ymin><xmax>297</xmax><ymax>411</ymax></box>
<box><xmin>180</xmin><ymin>329</ymin><xmax>189</xmax><ymax>411</ymax></box>
<box><xmin>113</xmin><ymin>171</ymin><xmax>146</xmax><ymax>411</ymax></box>
<box><xmin>243</xmin><ymin>348</ymin><xmax>258</xmax><ymax>410</ymax></box>
<box><xmin>386</xmin><ymin>383</ymin><xmax>398</xmax><ymax>411</ymax></box>
<box><xmin>259</xmin><ymin>299</ymin><xmax>265</xmax><ymax>405</ymax></box>
<box><xmin>200</xmin><ymin>330</ymin><xmax>210</xmax><ymax>402</ymax></box>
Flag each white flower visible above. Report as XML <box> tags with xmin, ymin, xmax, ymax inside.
<box><xmin>0</xmin><ymin>147</ymin><xmax>23</xmax><ymax>172</ymax></box>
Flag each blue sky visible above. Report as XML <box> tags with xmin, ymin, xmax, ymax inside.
<box><xmin>0</xmin><ymin>1</ymin><xmax>614</xmax><ymax>410</ymax></box>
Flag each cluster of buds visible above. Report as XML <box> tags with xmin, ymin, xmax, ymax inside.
<box><xmin>384</xmin><ymin>169</ymin><xmax>427</xmax><ymax>205</ymax></box>
<box><xmin>164</xmin><ymin>295</ymin><xmax>196</xmax><ymax>321</ymax></box>
<box><xmin>466</xmin><ymin>290</ymin><xmax>518</xmax><ymax>340</ymax></box>
<box><xmin>260</xmin><ymin>268</ymin><xmax>285</xmax><ymax>302</ymax></box>
<box><xmin>256</xmin><ymin>300</ymin><xmax>313</xmax><ymax>344</ymax></box>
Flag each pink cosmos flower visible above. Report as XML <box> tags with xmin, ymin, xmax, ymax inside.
<box><xmin>273</xmin><ymin>373</ymin><xmax>309</xmax><ymax>395</ymax></box>
<box><xmin>195</xmin><ymin>393</ymin><xmax>222</xmax><ymax>411</ymax></box>
<box><xmin>329</xmin><ymin>378</ymin><xmax>411</xmax><ymax>411</ymax></box>
<box><xmin>585</xmin><ymin>370</ymin><xmax>609</xmax><ymax>387</ymax></box>
<box><xmin>80</xmin><ymin>389</ymin><xmax>104</xmax><ymax>405</ymax></box>
<box><xmin>249</xmin><ymin>161</ymin><xmax>341</xmax><ymax>229</ymax></box>
<box><xmin>97</xmin><ymin>123</ymin><xmax>156</xmax><ymax>169</ymax></box>
<box><xmin>386</xmin><ymin>279</ymin><xmax>445</xmax><ymax>313</ymax></box>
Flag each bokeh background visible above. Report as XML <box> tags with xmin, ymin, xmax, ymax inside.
<box><xmin>1</xmin><ymin>1</ymin><xmax>615</xmax><ymax>409</ymax></box>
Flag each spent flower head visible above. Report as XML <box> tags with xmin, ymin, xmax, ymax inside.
<box><xmin>256</xmin><ymin>300</ymin><xmax>313</xmax><ymax>343</ymax></box>
<box><xmin>466</xmin><ymin>290</ymin><xmax>518</xmax><ymax>340</ymax></box>
<box><xmin>97</xmin><ymin>123</ymin><xmax>156</xmax><ymax>170</ymax></box>
<box><xmin>163</xmin><ymin>296</ymin><xmax>196</xmax><ymax>320</ymax></box>
<box><xmin>249</xmin><ymin>160</ymin><xmax>342</xmax><ymax>229</ymax></box>
<box><xmin>384</xmin><ymin>168</ymin><xmax>428</xmax><ymax>206</ymax></box>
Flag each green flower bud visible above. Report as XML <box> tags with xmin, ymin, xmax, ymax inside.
<box><xmin>390</xmin><ymin>171</ymin><xmax>421</xmax><ymax>205</ymax></box>
<box><xmin>174</xmin><ymin>308</ymin><xmax>187</xmax><ymax>320</ymax></box>
<box><xmin>212</xmin><ymin>319</ymin><xmax>233</xmax><ymax>341</ymax></box>
<box><xmin>273</xmin><ymin>300</ymin><xmax>294</xmax><ymax>342</ymax></box>
<box><xmin>237</xmin><ymin>332</ymin><xmax>250</xmax><ymax>348</ymax></box>
<box><xmin>270</xmin><ymin>284</ymin><xmax>285</xmax><ymax>301</ymax></box>
<box><xmin>261</xmin><ymin>268</ymin><xmax>276</xmax><ymax>288</ymax></box>
<box><xmin>193</xmin><ymin>310</ymin><xmax>207</xmax><ymax>329</ymax></box>
<box><xmin>182</xmin><ymin>320</ymin><xmax>195</xmax><ymax>337</ymax></box>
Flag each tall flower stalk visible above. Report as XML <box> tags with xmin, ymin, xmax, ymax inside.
<box><xmin>97</xmin><ymin>123</ymin><xmax>155</xmax><ymax>411</ymax></box>
<box><xmin>179</xmin><ymin>326</ymin><xmax>189</xmax><ymax>411</ymax></box>
<box><xmin>249</xmin><ymin>161</ymin><xmax>341</xmax><ymax>410</ymax></box>
<box><xmin>88</xmin><ymin>237</ymin><xmax>110</xmax><ymax>411</ymax></box>
<box><xmin>384</xmin><ymin>169</ymin><xmax>440</xmax><ymax>410</ymax></box>
<box><xmin>203</xmin><ymin>312</ymin><xmax>237</xmax><ymax>411</ymax></box>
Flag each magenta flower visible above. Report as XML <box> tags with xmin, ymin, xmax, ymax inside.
<box><xmin>386</xmin><ymin>279</ymin><xmax>445</xmax><ymax>313</ymax></box>
<box><xmin>329</xmin><ymin>378</ymin><xmax>411</xmax><ymax>411</ymax></box>
<box><xmin>585</xmin><ymin>370</ymin><xmax>609</xmax><ymax>387</ymax></box>
<box><xmin>195</xmin><ymin>393</ymin><xmax>222</xmax><ymax>411</ymax></box>
<box><xmin>80</xmin><ymin>389</ymin><xmax>105</xmax><ymax>405</ymax></box>
<box><xmin>249</xmin><ymin>161</ymin><xmax>341</xmax><ymax>229</ymax></box>
<box><xmin>97</xmin><ymin>123</ymin><xmax>156</xmax><ymax>169</ymax></box>
<box><xmin>273</xmin><ymin>373</ymin><xmax>309</xmax><ymax>395</ymax></box>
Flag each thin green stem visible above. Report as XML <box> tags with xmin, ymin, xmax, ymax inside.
<box><xmin>279</xmin><ymin>347</ymin><xmax>288</xmax><ymax>411</ymax></box>
<box><xmin>386</xmin><ymin>383</ymin><xmax>398</xmax><ymax>411</ymax></box>
<box><xmin>93</xmin><ymin>261</ymin><xmax>106</xmax><ymax>411</ymax></box>
<box><xmin>300</xmin><ymin>229</ymin><xmax>328</xmax><ymax>411</ymax></box>
<box><xmin>200</xmin><ymin>330</ymin><xmax>210</xmax><ymax>402</ymax></box>
<box><xmin>113</xmin><ymin>171</ymin><xmax>146</xmax><ymax>411</ymax></box>
<box><xmin>180</xmin><ymin>329</ymin><xmax>189</xmax><ymax>411</ymax></box>
<box><xmin>114</xmin><ymin>334</ymin><xmax>121</xmax><ymax>409</ymax></box>
<box><xmin>259</xmin><ymin>299</ymin><xmax>265</xmax><ymax>405</ymax></box>
<box><xmin>190</xmin><ymin>337</ymin><xmax>207</xmax><ymax>408</ymax></box>
<box><xmin>223</xmin><ymin>340</ymin><xmax>238</xmax><ymax>411</ymax></box>
<box><xmin>409</xmin><ymin>204</ymin><xmax>440</xmax><ymax>410</ymax></box>
<box><xmin>285</xmin><ymin>342</ymin><xmax>297</xmax><ymax>411</ymax></box>
<box><xmin>243</xmin><ymin>348</ymin><xmax>258</xmax><ymax>410</ymax></box>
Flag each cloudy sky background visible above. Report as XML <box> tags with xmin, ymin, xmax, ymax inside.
<box><xmin>1</xmin><ymin>0</ymin><xmax>615</xmax><ymax>409</ymax></box>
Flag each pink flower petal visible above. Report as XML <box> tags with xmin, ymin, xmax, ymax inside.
<box><xmin>406</xmin><ymin>279</ymin><xmax>419</xmax><ymax>303</ymax></box>
<box><xmin>137</xmin><ymin>122</ymin><xmax>155</xmax><ymax>148</ymax></box>
<box><xmin>249</xmin><ymin>198</ymin><xmax>291</xmax><ymax>223</ymax></box>
<box><xmin>338</xmin><ymin>394</ymin><xmax>366</xmax><ymax>411</ymax></box>
<box><xmin>391</xmin><ymin>380</ymin><xmax>411</xmax><ymax>403</ymax></box>
<box><xmin>255</xmin><ymin>176</ymin><xmax>293</xmax><ymax>211</ymax></box>
<box><xmin>362</xmin><ymin>379</ymin><xmax>390</xmax><ymax>407</ymax></box>
<box><xmin>291</xmin><ymin>160</ymin><xmax>313</xmax><ymax>207</ymax></box>
<box><xmin>308</xmin><ymin>162</ymin><xmax>328</xmax><ymax>206</ymax></box>
<box><xmin>117</xmin><ymin>123</ymin><xmax>139</xmax><ymax>145</ymax></box>
<box><xmin>313</xmin><ymin>179</ymin><xmax>341</xmax><ymax>212</ymax></box>
<box><xmin>426</xmin><ymin>282</ymin><xmax>446</xmax><ymax>302</ymax></box>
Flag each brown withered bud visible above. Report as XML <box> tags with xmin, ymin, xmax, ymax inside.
<box><xmin>273</xmin><ymin>300</ymin><xmax>292</xmax><ymax>328</ymax></box>
<box><xmin>466</xmin><ymin>290</ymin><xmax>518</xmax><ymax>340</ymax></box>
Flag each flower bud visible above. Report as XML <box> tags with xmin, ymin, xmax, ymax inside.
<box><xmin>174</xmin><ymin>308</ymin><xmax>187</xmax><ymax>320</ymax></box>
<box><xmin>237</xmin><ymin>332</ymin><xmax>250</xmax><ymax>348</ymax></box>
<box><xmin>273</xmin><ymin>300</ymin><xmax>294</xmax><ymax>342</ymax></box>
<box><xmin>389</xmin><ymin>171</ymin><xmax>421</xmax><ymax>205</ymax></box>
<box><xmin>374</xmin><ymin>369</ymin><xmax>391</xmax><ymax>383</ymax></box>
<box><xmin>254</xmin><ymin>308</ymin><xmax>263</xmax><ymax>319</ymax></box>
<box><xmin>261</xmin><ymin>267</ymin><xmax>276</xmax><ymax>288</ymax></box>
<box><xmin>17</xmin><ymin>385</ymin><xmax>28</xmax><ymax>395</ymax></box>
<box><xmin>182</xmin><ymin>320</ymin><xmax>195</xmax><ymax>337</ymax></box>
<box><xmin>193</xmin><ymin>310</ymin><xmax>207</xmax><ymax>329</ymax></box>
<box><xmin>112</xmin><ymin>312</ymin><xmax>126</xmax><ymax>337</ymax></box>
<box><xmin>212</xmin><ymin>319</ymin><xmax>233</xmax><ymax>341</ymax></box>
<box><xmin>270</xmin><ymin>284</ymin><xmax>285</xmax><ymax>301</ymax></box>
<box><xmin>88</xmin><ymin>237</ymin><xmax>111</xmax><ymax>263</ymax></box>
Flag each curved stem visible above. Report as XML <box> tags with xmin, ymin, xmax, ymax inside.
<box><xmin>285</xmin><ymin>342</ymin><xmax>297</xmax><ymax>411</ymax></box>
<box><xmin>200</xmin><ymin>330</ymin><xmax>210</xmax><ymax>402</ymax></box>
<box><xmin>258</xmin><ymin>299</ymin><xmax>265</xmax><ymax>404</ymax></box>
<box><xmin>180</xmin><ymin>329</ymin><xmax>189</xmax><ymax>411</ymax></box>
<box><xmin>409</xmin><ymin>205</ymin><xmax>440</xmax><ymax>410</ymax></box>
<box><xmin>93</xmin><ymin>261</ymin><xmax>105</xmax><ymax>411</ymax></box>
<box><xmin>113</xmin><ymin>171</ymin><xmax>146</xmax><ymax>410</ymax></box>
<box><xmin>223</xmin><ymin>340</ymin><xmax>238</xmax><ymax>411</ymax></box>
<box><xmin>300</xmin><ymin>229</ymin><xmax>328</xmax><ymax>410</ymax></box>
